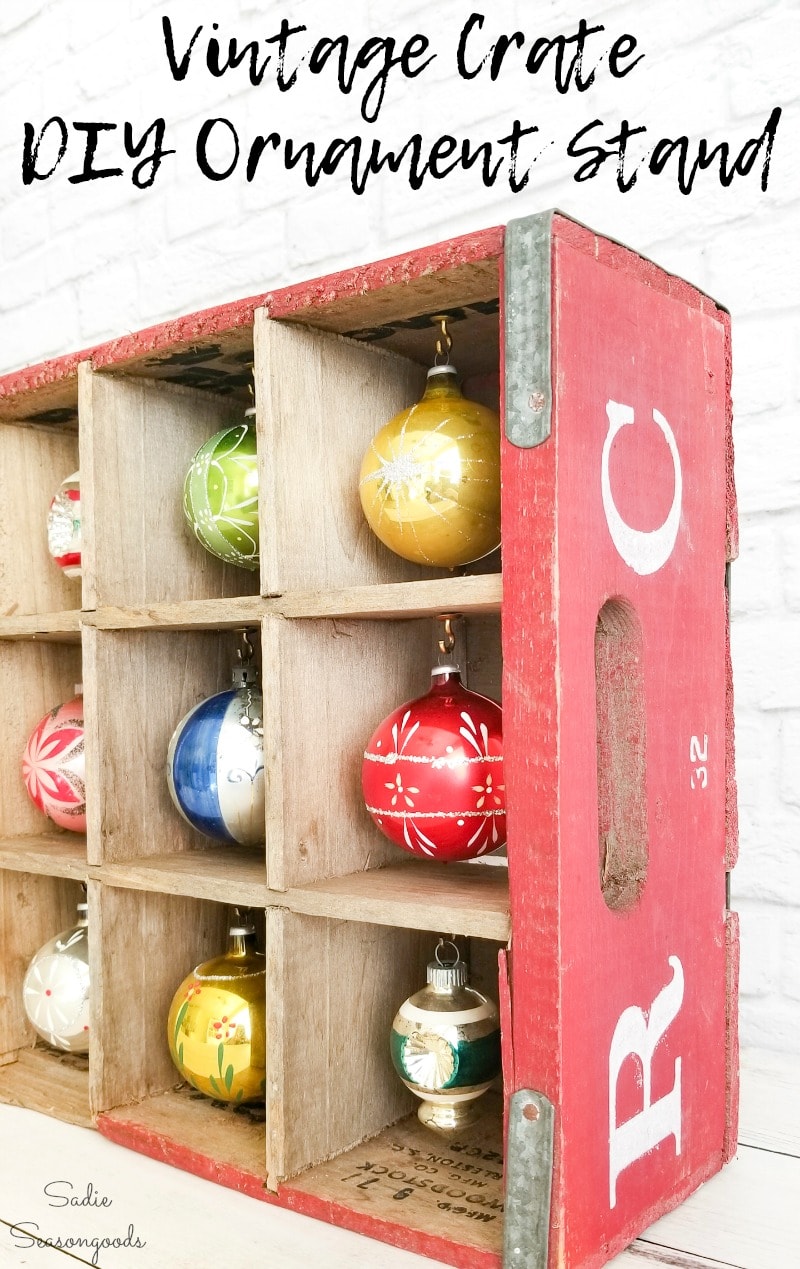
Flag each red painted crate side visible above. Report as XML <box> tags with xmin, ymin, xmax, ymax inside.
<box><xmin>560</xmin><ymin>240</ymin><xmax>728</xmax><ymax>1267</ymax></box>
<box><xmin>504</xmin><ymin>222</ymin><xmax>732</xmax><ymax>1269</ymax></box>
<box><xmin>555</xmin><ymin>238</ymin><xmax>729</xmax><ymax>1267</ymax></box>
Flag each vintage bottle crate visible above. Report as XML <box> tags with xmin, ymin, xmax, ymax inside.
<box><xmin>0</xmin><ymin>212</ymin><xmax>738</xmax><ymax>1269</ymax></box>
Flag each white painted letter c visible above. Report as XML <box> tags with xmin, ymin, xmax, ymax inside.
<box><xmin>602</xmin><ymin>401</ymin><xmax>683</xmax><ymax>576</ymax></box>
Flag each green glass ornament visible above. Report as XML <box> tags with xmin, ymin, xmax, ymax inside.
<box><xmin>391</xmin><ymin>940</ymin><xmax>501</xmax><ymax>1134</ymax></box>
<box><xmin>183</xmin><ymin>410</ymin><xmax>259</xmax><ymax>571</ymax></box>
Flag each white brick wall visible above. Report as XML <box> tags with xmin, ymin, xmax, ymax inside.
<box><xmin>1</xmin><ymin>0</ymin><xmax>798</xmax><ymax>1052</ymax></box>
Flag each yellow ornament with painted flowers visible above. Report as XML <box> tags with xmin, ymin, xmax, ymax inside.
<box><xmin>167</xmin><ymin>921</ymin><xmax>266</xmax><ymax>1104</ymax></box>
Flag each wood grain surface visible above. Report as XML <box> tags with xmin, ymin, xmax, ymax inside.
<box><xmin>80</xmin><ymin>367</ymin><xmax>257</xmax><ymax>609</ymax></box>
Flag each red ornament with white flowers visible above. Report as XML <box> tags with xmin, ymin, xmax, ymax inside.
<box><xmin>362</xmin><ymin>667</ymin><xmax>505</xmax><ymax>862</ymax></box>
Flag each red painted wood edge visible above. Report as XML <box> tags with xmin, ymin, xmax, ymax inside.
<box><xmin>723</xmin><ymin>305</ymin><xmax>739</xmax><ymax>876</ymax></box>
<box><xmin>551</xmin><ymin>214</ymin><xmax>727</xmax><ymax>323</ymax></box>
<box><xmin>725</xmin><ymin>582</ymin><xmax>739</xmax><ymax>872</ymax></box>
<box><xmin>724</xmin><ymin>911</ymin><xmax>741</xmax><ymax>1163</ymax></box>
<box><xmin>498</xmin><ymin>946</ymin><xmax>514</xmax><ymax>1161</ymax></box>
<box><xmin>96</xmin><ymin>1112</ymin><xmax>272</xmax><ymax>1202</ymax></box>
<box><xmin>0</xmin><ymin>226</ymin><xmax>504</xmax><ymax>406</ymax></box>
<box><xmin>722</xmin><ymin>312</ymin><xmax>739</xmax><ymax>564</ymax></box>
<box><xmin>263</xmin><ymin>225</ymin><xmax>504</xmax><ymax>321</ymax></box>
<box><xmin>96</xmin><ymin>1112</ymin><xmax>501</xmax><ymax>1269</ymax></box>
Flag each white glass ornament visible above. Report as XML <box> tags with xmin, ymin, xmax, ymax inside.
<box><xmin>22</xmin><ymin>901</ymin><xmax>89</xmax><ymax>1053</ymax></box>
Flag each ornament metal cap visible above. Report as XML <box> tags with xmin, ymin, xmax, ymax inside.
<box><xmin>231</xmin><ymin>664</ymin><xmax>259</xmax><ymax>688</ymax></box>
<box><xmin>427</xmin><ymin>364</ymin><xmax>458</xmax><ymax>379</ymax></box>
<box><xmin>428</xmin><ymin>940</ymin><xmax>467</xmax><ymax>990</ymax></box>
<box><xmin>229</xmin><ymin>923</ymin><xmax>256</xmax><ymax>936</ymax></box>
<box><xmin>427</xmin><ymin>959</ymin><xmax>468</xmax><ymax>990</ymax></box>
<box><xmin>431</xmin><ymin>664</ymin><xmax>459</xmax><ymax>678</ymax></box>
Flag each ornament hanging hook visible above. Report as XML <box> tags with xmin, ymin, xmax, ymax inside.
<box><xmin>435</xmin><ymin>937</ymin><xmax>461</xmax><ymax>968</ymax></box>
<box><xmin>237</xmin><ymin>628</ymin><xmax>255</xmax><ymax>667</ymax></box>
<box><xmin>437</xmin><ymin>614</ymin><xmax>457</xmax><ymax>657</ymax></box>
<box><xmin>433</xmin><ymin>315</ymin><xmax>453</xmax><ymax>366</ymax></box>
<box><xmin>244</xmin><ymin>361</ymin><xmax>256</xmax><ymax>419</ymax></box>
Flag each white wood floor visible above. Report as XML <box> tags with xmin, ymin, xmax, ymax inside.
<box><xmin>0</xmin><ymin>1048</ymin><xmax>796</xmax><ymax>1268</ymax></box>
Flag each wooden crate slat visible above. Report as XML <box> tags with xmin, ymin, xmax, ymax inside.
<box><xmin>99</xmin><ymin>1087</ymin><xmax>265</xmax><ymax>1183</ymax></box>
<box><xmin>0</xmin><ymin>422</ymin><xmax>80</xmax><ymax>619</ymax></box>
<box><xmin>84</xmin><ymin>626</ymin><xmax>244</xmax><ymax>866</ymax></box>
<box><xmin>0</xmin><ymin>871</ymin><xmax>84</xmax><ymax>1056</ymax></box>
<box><xmin>266</xmin><ymin>910</ymin><xmax>430</xmax><ymax>1184</ymax></box>
<box><xmin>283</xmin><ymin>861</ymin><xmax>509</xmax><ymax>942</ymax></box>
<box><xmin>262</xmin><ymin>614</ymin><xmax>433</xmax><ymax>891</ymax></box>
<box><xmin>80</xmin><ymin>367</ymin><xmax>258</xmax><ymax>610</ymax></box>
<box><xmin>0</xmin><ymin>1046</ymin><xmax>90</xmax><ymax>1128</ymax></box>
<box><xmin>0</xmin><ymin>226</ymin><xmax>503</xmax><ymax>422</ymax></box>
<box><xmin>255</xmin><ymin>316</ymin><xmax>428</xmax><ymax>595</ymax></box>
<box><xmin>93</xmin><ymin>850</ymin><xmax>266</xmax><ymax>907</ymax></box>
<box><xmin>84</xmin><ymin>596</ymin><xmax>277</xmax><ymax>631</ymax></box>
<box><xmin>89</xmin><ymin>885</ymin><xmax>231</xmax><ymax>1115</ymax></box>
<box><xmin>0</xmin><ymin>610</ymin><xmax>82</xmax><ymax>642</ymax></box>
<box><xmin>80</xmin><ymin>572</ymin><xmax>502</xmax><ymax>629</ymax></box>
<box><xmin>0</xmin><ymin>641</ymin><xmax>83</xmax><ymax>839</ymax></box>
<box><xmin>276</xmin><ymin>573</ymin><xmax>502</xmax><ymax>621</ymax></box>
<box><xmin>0</xmin><ymin>835</ymin><xmax>87</xmax><ymax>880</ymax></box>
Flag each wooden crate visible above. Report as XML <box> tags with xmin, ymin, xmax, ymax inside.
<box><xmin>0</xmin><ymin>212</ymin><xmax>737</xmax><ymax>1269</ymax></box>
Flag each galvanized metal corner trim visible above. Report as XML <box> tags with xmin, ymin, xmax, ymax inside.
<box><xmin>504</xmin><ymin>211</ymin><xmax>554</xmax><ymax>449</ymax></box>
<box><xmin>503</xmin><ymin>1089</ymin><xmax>555</xmax><ymax>1269</ymax></box>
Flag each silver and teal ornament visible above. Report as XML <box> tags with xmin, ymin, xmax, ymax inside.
<box><xmin>166</xmin><ymin>649</ymin><xmax>264</xmax><ymax>846</ymax></box>
<box><xmin>183</xmin><ymin>408</ymin><xmax>259</xmax><ymax>570</ymax></box>
<box><xmin>390</xmin><ymin>940</ymin><xmax>501</xmax><ymax>1133</ymax></box>
<box><xmin>22</xmin><ymin>901</ymin><xmax>90</xmax><ymax>1053</ymax></box>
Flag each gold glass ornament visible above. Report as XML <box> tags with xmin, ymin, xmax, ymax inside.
<box><xmin>167</xmin><ymin>921</ymin><xmax>265</xmax><ymax>1104</ymax></box>
<box><xmin>359</xmin><ymin>350</ymin><xmax>501</xmax><ymax>568</ymax></box>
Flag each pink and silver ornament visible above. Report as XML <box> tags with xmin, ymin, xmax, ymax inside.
<box><xmin>22</xmin><ymin>693</ymin><xmax>86</xmax><ymax>833</ymax></box>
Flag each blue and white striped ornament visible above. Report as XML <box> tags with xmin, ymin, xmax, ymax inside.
<box><xmin>166</xmin><ymin>687</ymin><xmax>265</xmax><ymax>846</ymax></box>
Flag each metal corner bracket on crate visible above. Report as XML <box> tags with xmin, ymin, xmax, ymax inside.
<box><xmin>504</xmin><ymin>1090</ymin><xmax>555</xmax><ymax>1269</ymax></box>
<box><xmin>504</xmin><ymin>211</ymin><xmax>553</xmax><ymax>449</ymax></box>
